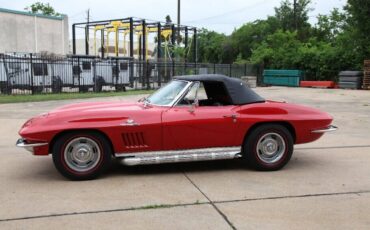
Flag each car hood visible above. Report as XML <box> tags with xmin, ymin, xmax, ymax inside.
<box><xmin>52</xmin><ymin>101</ymin><xmax>139</xmax><ymax>115</ymax></box>
<box><xmin>19</xmin><ymin>101</ymin><xmax>164</xmax><ymax>138</ymax></box>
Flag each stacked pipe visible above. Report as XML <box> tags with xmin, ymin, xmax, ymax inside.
<box><xmin>364</xmin><ymin>60</ymin><xmax>370</xmax><ymax>90</ymax></box>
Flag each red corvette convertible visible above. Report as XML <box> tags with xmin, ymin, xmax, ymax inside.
<box><xmin>17</xmin><ymin>75</ymin><xmax>337</xmax><ymax>180</ymax></box>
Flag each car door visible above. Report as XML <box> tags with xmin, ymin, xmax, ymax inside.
<box><xmin>162</xmin><ymin>82</ymin><xmax>240</xmax><ymax>150</ymax></box>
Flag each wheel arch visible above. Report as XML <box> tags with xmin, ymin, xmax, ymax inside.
<box><xmin>49</xmin><ymin>129</ymin><xmax>115</xmax><ymax>156</ymax></box>
<box><xmin>243</xmin><ymin>121</ymin><xmax>296</xmax><ymax>144</ymax></box>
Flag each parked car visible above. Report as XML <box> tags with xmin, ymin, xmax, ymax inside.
<box><xmin>16</xmin><ymin>75</ymin><xmax>337</xmax><ymax>180</ymax></box>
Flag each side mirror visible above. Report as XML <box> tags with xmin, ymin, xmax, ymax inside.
<box><xmin>138</xmin><ymin>97</ymin><xmax>146</xmax><ymax>102</ymax></box>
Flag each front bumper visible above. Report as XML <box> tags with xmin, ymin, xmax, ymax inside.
<box><xmin>311</xmin><ymin>125</ymin><xmax>338</xmax><ymax>133</ymax></box>
<box><xmin>16</xmin><ymin>138</ymin><xmax>48</xmax><ymax>153</ymax></box>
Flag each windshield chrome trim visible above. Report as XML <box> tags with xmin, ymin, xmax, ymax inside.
<box><xmin>146</xmin><ymin>80</ymin><xmax>193</xmax><ymax>107</ymax></box>
<box><xmin>173</xmin><ymin>81</ymin><xmax>200</xmax><ymax>107</ymax></box>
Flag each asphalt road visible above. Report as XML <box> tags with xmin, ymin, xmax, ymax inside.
<box><xmin>0</xmin><ymin>87</ymin><xmax>369</xmax><ymax>229</ymax></box>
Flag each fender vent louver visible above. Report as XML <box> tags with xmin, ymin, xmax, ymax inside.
<box><xmin>122</xmin><ymin>132</ymin><xmax>148</xmax><ymax>149</ymax></box>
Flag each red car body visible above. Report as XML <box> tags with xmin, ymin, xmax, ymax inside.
<box><xmin>19</xmin><ymin>99</ymin><xmax>332</xmax><ymax>156</ymax></box>
<box><xmin>17</xmin><ymin>75</ymin><xmax>336</xmax><ymax>180</ymax></box>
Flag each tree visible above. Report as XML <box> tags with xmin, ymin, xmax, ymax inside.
<box><xmin>231</xmin><ymin>17</ymin><xmax>280</xmax><ymax>61</ymax></box>
<box><xmin>344</xmin><ymin>0</ymin><xmax>370</xmax><ymax>61</ymax></box>
<box><xmin>165</xmin><ymin>15</ymin><xmax>172</xmax><ymax>25</ymax></box>
<box><xmin>250</xmin><ymin>30</ymin><xmax>301</xmax><ymax>68</ymax></box>
<box><xmin>274</xmin><ymin>0</ymin><xmax>312</xmax><ymax>40</ymax></box>
<box><xmin>25</xmin><ymin>2</ymin><xmax>61</xmax><ymax>16</ymax></box>
<box><xmin>314</xmin><ymin>8</ymin><xmax>347</xmax><ymax>42</ymax></box>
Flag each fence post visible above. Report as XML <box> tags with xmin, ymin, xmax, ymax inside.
<box><xmin>93</xmin><ymin>58</ymin><xmax>97</xmax><ymax>92</ymax></box>
<box><xmin>2</xmin><ymin>54</ymin><xmax>10</xmax><ymax>95</ymax></box>
<box><xmin>146</xmin><ymin>60</ymin><xmax>150</xmax><ymax>90</ymax></box>
<box><xmin>172</xmin><ymin>60</ymin><xmax>175</xmax><ymax>80</ymax></box>
<box><xmin>213</xmin><ymin>63</ymin><xmax>216</xmax><ymax>74</ymax></box>
<box><xmin>229</xmin><ymin>63</ymin><xmax>232</xmax><ymax>77</ymax></box>
<box><xmin>30</xmin><ymin>54</ymin><xmax>34</xmax><ymax>95</ymax></box>
<box><xmin>158</xmin><ymin>61</ymin><xmax>162</xmax><ymax>87</ymax></box>
<box><xmin>244</xmin><ymin>63</ymin><xmax>247</xmax><ymax>76</ymax></box>
<box><xmin>115</xmin><ymin>58</ymin><xmax>119</xmax><ymax>88</ymax></box>
<box><xmin>78</xmin><ymin>57</ymin><xmax>81</xmax><ymax>91</ymax></box>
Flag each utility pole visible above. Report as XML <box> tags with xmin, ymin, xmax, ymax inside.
<box><xmin>177</xmin><ymin>0</ymin><xmax>181</xmax><ymax>44</ymax></box>
<box><xmin>86</xmin><ymin>8</ymin><xmax>90</xmax><ymax>23</ymax></box>
<box><xmin>293</xmin><ymin>0</ymin><xmax>297</xmax><ymax>31</ymax></box>
<box><xmin>85</xmin><ymin>8</ymin><xmax>90</xmax><ymax>55</ymax></box>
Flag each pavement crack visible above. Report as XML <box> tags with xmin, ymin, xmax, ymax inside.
<box><xmin>183</xmin><ymin>172</ymin><xmax>237</xmax><ymax>230</ymax></box>
<box><xmin>0</xmin><ymin>201</ymin><xmax>208</xmax><ymax>223</ymax></box>
<box><xmin>215</xmin><ymin>190</ymin><xmax>370</xmax><ymax>205</ymax></box>
<box><xmin>296</xmin><ymin>145</ymin><xmax>370</xmax><ymax>150</ymax></box>
<box><xmin>1</xmin><ymin>190</ymin><xmax>369</xmax><ymax>223</ymax></box>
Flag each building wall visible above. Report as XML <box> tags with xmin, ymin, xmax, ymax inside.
<box><xmin>0</xmin><ymin>8</ymin><xmax>69</xmax><ymax>55</ymax></box>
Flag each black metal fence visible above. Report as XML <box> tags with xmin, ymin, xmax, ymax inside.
<box><xmin>0</xmin><ymin>53</ymin><xmax>262</xmax><ymax>95</ymax></box>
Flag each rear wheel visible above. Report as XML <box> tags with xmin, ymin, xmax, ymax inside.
<box><xmin>115</xmin><ymin>85</ymin><xmax>126</xmax><ymax>92</ymax></box>
<box><xmin>52</xmin><ymin>77</ymin><xmax>63</xmax><ymax>93</ymax></box>
<box><xmin>243</xmin><ymin>124</ymin><xmax>293</xmax><ymax>171</ymax></box>
<box><xmin>0</xmin><ymin>84</ymin><xmax>12</xmax><ymax>95</ymax></box>
<box><xmin>52</xmin><ymin>131</ymin><xmax>112</xmax><ymax>180</ymax></box>
<box><xmin>32</xmin><ymin>86</ymin><xmax>43</xmax><ymax>94</ymax></box>
<box><xmin>93</xmin><ymin>76</ymin><xmax>104</xmax><ymax>92</ymax></box>
<box><xmin>79</xmin><ymin>86</ymin><xmax>89</xmax><ymax>93</ymax></box>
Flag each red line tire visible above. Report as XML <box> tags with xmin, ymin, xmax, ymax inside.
<box><xmin>243</xmin><ymin>124</ymin><xmax>293</xmax><ymax>171</ymax></box>
<box><xmin>52</xmin><ymin>131</ymin><xmax>112</xmax><ymax>180</ymax></box>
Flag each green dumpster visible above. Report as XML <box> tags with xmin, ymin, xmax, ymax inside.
<box><xmin>263</xmin><ymin>70</ymin><xmax>304</xmax><ymax>87</ymax></box>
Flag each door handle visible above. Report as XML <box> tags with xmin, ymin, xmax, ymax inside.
<box><xmin>223</xmin><ymin>114</ymin><xmax>237</xmax><ymax>119</ymax></box>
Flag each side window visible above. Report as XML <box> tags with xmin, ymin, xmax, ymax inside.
<box><xmin>120</xmin><ymin>62</ymin><xmax>128</xmax><ymax>70</ymax></box>
<box><xmin>178</xmin><ymin>82</ymin><xmax>208</xmax><ymax>106</ymax></box>
<box><xmin>82</xmin><ymin>61</ymin><xmax>91</xmax><ymax>70</ymax></box>
<box><xmin>33</xmin><ymin>63</ymin><xmax>48</xmax><ymax>76</ymax></box>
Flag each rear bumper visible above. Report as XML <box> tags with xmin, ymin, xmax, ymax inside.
<box><xmin>16</xmin><ymin>138</ymin><xmax>48</xmax><ymax>154</ymax></box>
<box><xmin>311</xmin><ymin>125</ymin><xmax>338</xmax><ymax>133</ymax></box>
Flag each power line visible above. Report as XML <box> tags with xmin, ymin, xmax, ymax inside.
<box><xmin>184</xmin><ymin>0</ymin><xmax>273</xmax><ymax>23</ymax></box>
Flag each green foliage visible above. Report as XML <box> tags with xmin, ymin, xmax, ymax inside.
<box><xmin>231</xmin><ymin>17</ymin><xmax>280</xmax><ymax>60</ymax></box>
<box><xmin>25</xmin><ymin>2</ymin><xmax>61</xmax><ymax>16</ymax></box>
<box><xmin>344</xmin><ymin>0</ymin><xmax>370</xmax><ymax>61</ymax></box>
<box><xmin>196</xmin><ymin>29</ymin><xmax>229</xmax><ymax>63</ymax></box>
<box><xmin>314</xmin><ymin>8</ymin><xmax>347</xmax><ymax>42</ymax></box>
<box><xmin>274</xmin><ymin>0</ymin><xmax>312</xmax><ymax>39</ymax></box>
<box><xmin>194</xmin><ymin>0</ymin><xmax>369</xmax><ymax>81</ymax></box>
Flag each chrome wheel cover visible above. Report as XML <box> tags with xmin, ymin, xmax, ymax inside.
<box><xmin>256</xmin><ymin>132</ymin><xmax>286</xmax><ymax>164</ymax></box>
<box><xmin>64</xmin><ymin>137</ymin><xmax>101</xmax><ymax>172</ymax></box>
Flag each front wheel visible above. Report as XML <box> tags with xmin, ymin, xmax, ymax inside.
<box><xmin>243</xmin><ymin>124</ymin><xmax>293</xmax><ymax>171</ymax></box>
<box><xmin>52</xmin><ymin>131</ymin><xmax>112</xmax><ymax>180</ymax></box>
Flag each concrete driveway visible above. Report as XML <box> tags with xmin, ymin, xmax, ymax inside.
<box><xmin>0</xmin><ymin>87</ymin><xmax>369</xmax><ymax>229</ymax></box>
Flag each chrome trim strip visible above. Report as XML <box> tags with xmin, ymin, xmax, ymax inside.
<box><xmin>117</xmin><ymin>146</ymin><xmax>242</xmax><ymax>166</ymax></box>
<box><xmin>169</xmin><ymin>81</ymin><xmax>193</xmax><ymax>107</ymax></box>
<box><xmin>115</xmin><ymin>146</ymin><xmax>241</xmax><ymax>158</ymax></box>
<box><xmin>16</xmin><ymin>138</ymin><xmax>48</xmax><ymax>153</ymax></box>
<box><xmin>311</xmin><ymin>125</ymin><xmax>338</xmax><ymax>133</ymax></box>
<box><xmin>120</xmin><ymin>119</ymin><xmax>140</xmax><ymax>126</ymax></box>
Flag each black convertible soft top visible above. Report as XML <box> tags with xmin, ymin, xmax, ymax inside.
<box><xmin>175</xmin><ymin>74</ymin><xmax>265</xmax><ymax>105</ymax></box>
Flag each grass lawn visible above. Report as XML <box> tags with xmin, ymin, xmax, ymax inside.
<box><xmin>0</xmin><ymin>90</ymin><xmax>154</xmax><ymax>104</ymax></box>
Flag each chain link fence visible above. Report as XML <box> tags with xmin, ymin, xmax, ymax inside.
<box><xmin>0</xmin><ymin>53</ymin><xmax>262</xmax><ymax>95</ymax></box>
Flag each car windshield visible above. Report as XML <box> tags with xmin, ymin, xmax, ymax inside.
<box><xmin>147</xmin><ymin>80</ymin><xmax>189</xmax><ymax>106</ymax></box>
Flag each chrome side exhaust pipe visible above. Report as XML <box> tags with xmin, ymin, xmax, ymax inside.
<box><xmin>117</xmin><ymin>147</ymin><xmax>242</xmax><ymax>166</ymax></box>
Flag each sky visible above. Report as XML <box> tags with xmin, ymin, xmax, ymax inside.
<box><xmin>0</xmin><ymin>0</ymin><xmax>346</xmax><ymax>35</ymax></box>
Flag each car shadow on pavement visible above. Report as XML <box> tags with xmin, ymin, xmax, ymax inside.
<box><xmin>14</xmin><ymin>150</ymin><xmax>317</xmax><ymax>181</ymax></box>
<box><xmin>109</xmin><ymin>159</ymin><xmax>247</xmax><ymax>176</ymax></box>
